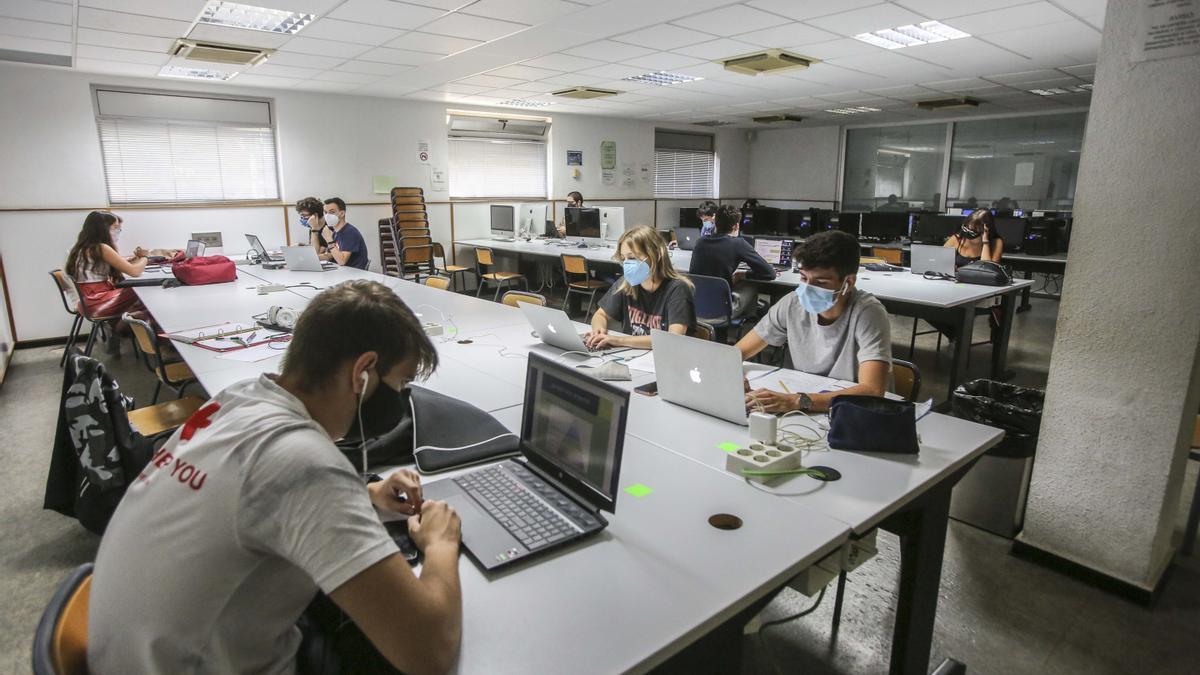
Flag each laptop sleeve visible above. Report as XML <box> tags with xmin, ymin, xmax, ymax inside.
<box><xmin>410</xmin><ymin>386</ymin><xmax>521</xmax><ymax>473</ymax></box>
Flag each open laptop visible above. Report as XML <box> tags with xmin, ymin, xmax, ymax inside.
<box><xmin>422</xmin><ymin>352</ymin><xmax>628</xmax><ymax>571</ymax></box>
<box><xmin>282</xmin><ymin>245</ymin><xmax>336</xmax><ymax>272</ymax></box>
<box><xmin>245</xmin><ymin>234</ymin><xmax>284</xmax><ymax>262</ymax></box>
<box><xmin>910</xmin><ymin>244</ymin><xmax>956</xmax><ymax>276</ymax></box>
<box><xmin>674</xmin><ymin>226</ymin><xmax>701</xmax><ymax>251</ymax></box>
<box><xmin>520</xmin><ymin>303</ymin><xmax>614</xmax><ymax>354</ymax></box>
<box><xmin>651</xmin><ymin>329</ymin><xmax>749</xmax><ymax>426</ymax></box>
<box><xmin>184</xmin><ymin>239</ymin><xmax>206</xmax><ymax>259</ymax></box>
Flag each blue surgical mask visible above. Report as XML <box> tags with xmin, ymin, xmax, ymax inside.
<box><xmin>701</xmin><ymin>221</ymin><xmax>716</xmax><ymax>237</ymax></box>
<box><xmin>300</xmin><ymin>215</ymin><xmax>311</xmax><ymax>229</ymax></box>
<box><xmin>795</xmin><ymin>280</ymin><xmax>844</xmax><ymax>314</ymax></box>
<box><xmin>622</xmin><ymin>258</ymin><xmax>651</xmax><ymax>286</ymax></box>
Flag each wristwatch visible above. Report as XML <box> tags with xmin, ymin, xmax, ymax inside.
<box><xmin>797</xmin><ymin>393</ymin><xmax>813</xmax><ymax>412</ymax></box>
<box><xmin>361</xmin><ymin>473</ymin><xmax>383</xmax><ymax>485</ymax></box>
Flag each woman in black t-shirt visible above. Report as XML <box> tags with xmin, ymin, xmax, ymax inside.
<box><xmin>943</xmin><ymin>208</ymin><xmax>1004</xmax><ymax>268</ymax></box>
<box><xmin>586</xmin><ymin>226</ymin><xmax>696</xmax><ymax>350</ymax></box>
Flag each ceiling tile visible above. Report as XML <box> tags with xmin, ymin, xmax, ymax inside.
<box><xmin>1058</xmin><ymin>63</ymin><xmax>1096</xmax><ymax>78</ymax></box>
<box><xmin>772</xmin><ymin>95</ymin><xmax>842</xmax><ymax>108</ymax></box>
<box><xmin>735</xmin><ymin>22</ymin><xmax>840</xmax><ymax>48</ymax></box>
<box><xmin>329</xmin><ymin>0</ymin><xmax>446</xmax><ymax>28</ymax></box>
<box><xmin>456</xmin><ymin>73</ymin><xmax>526</xmax><ymax>88</ymax></box>
<box><xmin>403</xmin><ymin>0</ymin><xmax>471</xmax><ymax>10</ymax></box>
<box><xmin>787</xmin><ymin>37</ymin><xmax>882</xmax><ymax>60</ymax></box>
<box><xmin>1</xmin><ymin>35</ymin><xmax>71</xmax><ymax>56</ymax></box>
<box><xmin>1</xmin><ymin>0</ymin><xmax>75</xmax><ymax>24</ymax></box>
<box><xmin>613</xmin><ymin>23</ymin><xmax>711</xmax><ymax>50</ymax></box>
<box><xmin>279</xmin><ymin>36</ymin><xmax>371</xmax><ymax>59</ymax></box>
<box><xmin>487</xmin><ymin>64</ymin><xmax>563</xmax><ymax>79</ymax></box>
<box><xmin>948</xmin><ymin>2</ymin><xmax>1074</xmax><ymax>35</ymax></box>
<box><xmin>76</xmin><ymin>28</ymin><xmax>177</xmax><ymax>53</ymax></box>
<box><xmin>826</xmin><ymin>50</ymin><xmax>946</xmax><ymax>78</ymax></box>
<box><xmin>421</xmin><ymin>13</ymin><xmax>528</xmax><ymax>41</ymax></box>
<box><xmin>188</xmin><ymin>23</ymin><xmax>292</xmax><ymax>49</ymax></box>
<box><xmin>335</xmin><ymin>60</ymin><xmax>413</xmax><ymax>75</ymax></box>
<box><xmin>0</xmin><ymin>16</ymin><xmax>72</xmax><ymax>42</ymax></box>
<box><xmin>863</xmin><ymin>83</ymin><xmax>945</xmax><ymax>100</ymax></box>
<box><xmin>78</xmin><ymin>7</ymin><xmax>192</xmax><ymax>38</ymax></box>
<box><xmin>428</xmin><ymin>82</ymin><xmax>490</xmax><ymax>94</ymax></box>
<box><xmin>806</xmin><ymin>4</ymin><xmax>929</xmax><ymax>37</ymax></box>
<box><xmin>672</xmin><ymin>5</ymin><xmax>791</xmax><ymax>34</ymax></box>
<box><xmin>563</xmin><ymin>40</ymin><xmax>657</xmax><ymax>62</ymax></box>
<box><xmin>745</xmin><ymin>0</ymin><xmax>879</xmax><ymax>22</ymax></box>
<box><xmin>890</xmin><ymin>0</ymin><xmax>1029</xmax><ymax>20</ymax></box>
<box><xmin>983</xmin><ymin>20</ymin><xmax>1100</xmax><ymax>63</ymax></box>
<box><xmin>508</xmin><ymin>80</ymin><xmax>562</xmax><ymax>92</ymax></box>
<box><xmin>538</xmin><ymin>72</ymin><xmax>609</xmax><ymax>86</ymax></box>
<box><xmin>984</xmin><ymin>69</ymin><xmax>1066</xmax><ymax>84</ymax></box>
<box><xmin>385</xmin><ymin>31</ymin><xmax>482</xmax><ymax>55</ymax></box>
<box><xmin>250</xmin><ymin>63</ymin><xmax>323</xmax><ymax>78</ymax></box>
<box><xmin>315</xmin><ymin>69</ymin><xmax>381</xmax><ymax>84</ymax></box>
<box><xmin>73</xmin><ymin>58</ymin><xmax>161</xmax><ymax>77</ymax></box>
<box><xmin>922</xmin><ymin>77</ymin><xmax>997</xmax><ymax>92</ymax></box>
<box><xmin>76</xmin><ymin>44</ymin><xmax>170</xmax><ymax>65</ymax></box>
<box><xmin>79</xmin><ymin>0</ymin><xmax>203</xmax><ymax>22</ymax></box>
<box><xmin>521</xmin><ymin>53</ymin><xmax>606</xmax><ymax>71</ymax></box>
<box><xmin>301</xmin><ymin>18</ymin><xmax>407</xmax><ymax>45</ymax></box>
<box><xmin>461</xmin><ymin>0</ymin><xmax>584</xmax><ymax>25</ymax></box>
<box><xmin>672</xmin><ymin>38</ymin><xmax>761</xmax><ymax>60</ymax></box>
<box><xmin>620</xmin><ymin>52</ymin><xmax>705</xmax><ymax>71</ymax></box>
<box><xmin>357</xmin><ymin>46</ymin><xmax>443</xmax><ymax>65</ymax></box>
<box><xmin>293</xmin><ymin>80</ymin><xmax>361</xmax><ymax>92</ymax></box>
<box><xmin>575</xmin><ymin>63</ymin><xmax>647</xmax><ymax>80</ymax></box>
<box><xmin>266</xmin><ymin>51</ymin><xmax>346</xmax><ymax>69</ymax></box>
<box><xmin>902</xmin><ymin>37</ymin><xmax>1033</xmax><ymax>75</ymax></box>
<box><xmin>1050</xmin><ymin>0</ymin><xmax>1109</xmax><ymax>16</ymax></box>
<box><xmin>228</xmin><ymin>73</ymin><xmax>305</xmax><ymax>89</ymax></box>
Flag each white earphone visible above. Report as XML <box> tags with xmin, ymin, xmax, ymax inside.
<box><xmin>357</xmin><ymin>369</ymin><xmax>370</xmax><ymax>473</ymax></box>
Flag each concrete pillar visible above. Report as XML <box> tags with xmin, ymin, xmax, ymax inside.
<box><xmin>1016</xmin><ymin>0</ymin><xmax>1200</xmax><ymax>595</ymax></box>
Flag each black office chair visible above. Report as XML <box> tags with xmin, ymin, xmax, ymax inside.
<box><xmin>32</xmin><ymin>563</ymin><xmax>93</xmax><ymax>675</ymax></box>
<box><xmin>687</xmin><ymin>273</ymin><xmax>747</xmax><ymax>343</ymax></box>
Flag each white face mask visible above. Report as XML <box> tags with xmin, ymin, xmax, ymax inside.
<box><xmin>324</xmin><ymin>213</ymin><xmax>340</xmax><ymax>228</ymax></box>
<box><xmin>110</xmin><ymin>228</ymin><xmax>121</xmax><ymax>244</ymax></box>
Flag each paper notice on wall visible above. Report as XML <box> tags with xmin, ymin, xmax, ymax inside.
<box><xmin>430</xmin><ymin>167</ymin><xmax>447</xmax><ymax>191</ymax></box>
<box><xmin>372</xmin><ymin>175</ymin><xmax>397</xmax><ymax>194</ymax></box>
<box><xmin>1014</xmin><ymin>161</ymin><xmax>1035</xmax><ymax>187</ymax></box>
<box><xmin>1133</xmin><ymin>0</ymin><xmax>1200</xmax><ymax>63</ymax></box>
<box><xmin>640</xmin><ymin>163</ymin><xmax>651</xmax><ymax>182</ymax></box>
<box><xmin>602</xmin><ymin>169</ymin><xmax>616</xmax><ymax>185</ymax></box>
<box><xmin>417</xmin><ymin>139</ymin><xmax>431</xmax><ymax>164</ymax></box>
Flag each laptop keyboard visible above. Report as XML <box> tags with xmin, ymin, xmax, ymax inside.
<box><xmin>455</xmin><ymin>463</ymin><xmax>596</xmax><ymax>551</ymax></box>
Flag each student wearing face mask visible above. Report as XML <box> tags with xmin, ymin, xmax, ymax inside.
<box><xmin>945</xmin><ymin>208</ymin><xmax>1004</xmax><ymax>266</ymax></box>
<box><xmin>555</xmin><ymin>191</ymin><xmax>584</xmax><ymax>237</ymax></box>
<box><xmin>88</xmin><ymin>281</ymin><xmax>463</xmax><ymax>675</ymax></box>
<box><xmin>736</xmin><ymin>230</ymin><xmax>891</xmax><ymax>413</ymax></box>
<box><xmin>585</xmin><ymin>225</ymin><xmax>696</xmax><ymax>350</ymax></box>
<box><xmin>668</xmin><ymin>200</ymin><xmax>720</xmax><ymax>250</ymax></box>
<box><xmin>295</xmin><ymin>197</ymin><xmax>332</xmax><ymax>254</ymax></box>
<box><xmin>688</xmin><ymin>204</ymin><xmax>776</xmax><ymax>318</ymax></box>
<box><xmin>64</xmin><ymin>211</ymin><xmax>152</xmax><ymax>344</ymax></box>
<box><xmin>322</xmin><ymin>197</ymin><xmax>370</xmax><ymax>270</ymax></box>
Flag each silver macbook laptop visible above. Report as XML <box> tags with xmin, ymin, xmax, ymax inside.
<box><xmin>282</xmin><ymin>245</ymin><xmax>335</xmax><ymax>272</ymax></box>
<box><xmin>910</xmin><ymin>244</ymin><xmax>956</xmax><ymax>276</ymax></box>
<box><xmin>520</xmin><ymin>303</ymin><xmax>610</xmax><ymax>354</ymax></box>
<box><xmin>245</xmin><ymin>234</ymin><xmax>284</xmax><ymax>262</ymax></box>
<box><xmin>675</xmin><ymin>226</ymin><xmax>701</xmax><ymax>251</ymax></box>
<box><xmin>651</xmin><ymin>329</ymin><xmax>749</xmax><ymax>426</ymax></box>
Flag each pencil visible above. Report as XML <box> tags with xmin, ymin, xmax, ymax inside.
<box><xmin>779</xmin><ymin>380</ymin><xmax>792</xmax><ymax>394</ymax></box>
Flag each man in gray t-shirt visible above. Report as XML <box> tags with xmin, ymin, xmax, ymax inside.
<box><xmin>737</xmin><ymin>231</ymin><xmax>892</xmax><ymax>413</ymax></box>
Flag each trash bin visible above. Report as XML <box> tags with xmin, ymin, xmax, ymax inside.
<box><xmin>949</xmin><ymin>380</ymin><xmax>1044</xmax><ymax>538</ymax></box>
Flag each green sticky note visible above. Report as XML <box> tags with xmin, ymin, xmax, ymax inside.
<box><xmin>624</xmin><ymin>483</ymin><xmax>653</xmax><ymax>498</ymax></box>
<box><xmin>717</xmin><ymin>442</ymin><xmax>741</xmax><ymax>453</ymax></box>
<box><xmin>372</xmin><ymin>175</ymin><xmax>397</xmax><ymax>194</ymax></box>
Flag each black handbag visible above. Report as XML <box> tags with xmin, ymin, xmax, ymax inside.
<box><xmin>827</xmin><ymin>395</ymin><xmax>920</xmax><ymax>455</ymax></box>
<box><xmin>955</xmin><ymin>260</ymin><xmax>1011</xmax><ymax>286</ymax></box>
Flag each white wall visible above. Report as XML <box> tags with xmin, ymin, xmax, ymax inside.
<box><xmin>747</xmin><ymin>126</ymin><xmax>841</xmax><ymax>203</ymax></box>
<box><xmin>0</xmin><ymin>62</ymin><xmax>749</xmax><ymax>341</ymax></box>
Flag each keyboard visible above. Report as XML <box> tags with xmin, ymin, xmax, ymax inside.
<box><xmin>454</xmin><ymin>463</ymin><xmax>596</xmax><ymax>551</ymax></box>
<box><xmin>864</xmin><ymin>263</ymin><xmax>905</xmax><ymax>272</ymax></box>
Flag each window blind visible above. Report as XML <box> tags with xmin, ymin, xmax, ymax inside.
<box><xmin>448</xmin><ymin>138</ymin><xmax>547</xmax><ymax>198</ymax></box>
<box><xmin>654</xmin><ymin>148</ymin><xmax>715</xmax><ymax>199</ymax></box>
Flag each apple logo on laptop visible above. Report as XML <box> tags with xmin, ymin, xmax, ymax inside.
<box><xmin>546</xmin><ymin>323</ymin><xmax>558</xmax><ymax>334</ymax></box>
<box><xmin>689</xmin><ymin>367</ymin><xmax>702</xmax><ymax>384</ymax></box>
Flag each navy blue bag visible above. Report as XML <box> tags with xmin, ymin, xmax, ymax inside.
<box><xmin>827</xmin><ymin>395</ymin><xmax>919</xmax><ymax>455</ymax></box>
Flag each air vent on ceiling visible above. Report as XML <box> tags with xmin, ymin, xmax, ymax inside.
<box><xmin>0</xmin><ymin>48</ymin><xmax>71</xmax><ymax>67</ymax></box>
<box><xmin>551</xmin><ymin>86</ymin><xmax>621</xmax><ymax>99</ymax></box>
<box><xmin>752</xmin><ymin>114</ymin><xmax>804</xmax><ymax>124</ymax></box>
<box><xmin>721</xmin><ymin>49</ymin><xmax>818</xmax><ymax>76</ymax></box>
<box><xmin>694</xmin><ymin>120</ymin><xmax>734</xmax><ymax>127</ymax></box>
<box><xmin>171</xmin><ymin>39</ymin><xmax>270</xmax><ymax>66</ymax></box>
<box><xmin>916</xmin><ymin>96</ymin><xmax>980</xmax><ymax>111</ymax></box>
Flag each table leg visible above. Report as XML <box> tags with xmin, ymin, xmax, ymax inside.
<box><xmin>945</xmin><ymin>306</ymin><xmax>974</xmax><ymax>399</ymax></box>
<box><xmin>1017</xmin><ymin>270</ymin><xmax>1033</xmax><ymax>313</ymax></box>
<box><xmin>990</xmin><ymin>291</ymin><xmax>1017</xmax><ymax>381</ymax></box>
<box><xmin>882</xmin><ymin>486</ymin><xmax>953</xmax><ymax>675</ymax></box>
<box><xmin>830</xmin><ymin>569</ymin><xmax>848</xmax><ymax>641</ymax></box>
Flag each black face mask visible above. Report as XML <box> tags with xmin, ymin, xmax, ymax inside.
<box><xmin>356</xmin><ymin>379</ymin><xmax>408</xmax><ymax>440</ymax></box>
<box><xmin>960</xmin><ymin>224</ymin><xmax>982</xmax><ymax>240</ymax></box>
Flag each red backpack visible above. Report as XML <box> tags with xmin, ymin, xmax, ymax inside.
<box><xmin>170</xmin><ymin>253</ymin><xmax>237</xmax><ymax>285</ymax></box>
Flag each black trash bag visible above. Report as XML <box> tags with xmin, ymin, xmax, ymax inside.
<box><xmin>952</xmin><ymin>379</ymin><xmax>1044</xmax><ymax>459</ymax></box>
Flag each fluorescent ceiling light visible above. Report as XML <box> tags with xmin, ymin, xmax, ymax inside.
<box><xmin>158</xmin><ymin>64</ymin><xmax>238</xmax><ymax>80</ymax></box>
<box><xmin>824</xmin><ymin>106</ymin><xmax>881</xmax><ymax>115</ymax></box>
<box><xmin>1030</xmin><ymin>84</ymin><xmax>1092</xmax><ymax>95</ymax></box>
<box><xmin>198</xmin><ymin>1</ymin><xmax>315</xmax><ymax>35</ymax></box>
<box><xmin>854</xmin><ymin>21</ymin><xmax>970</xmax><ymax>49</ymax></box>
<box><xmin>622</xmin><ymin>71</ymin><xmax>702</xmax><ymax>86</ymax></box>
<box><xmin>497</xmin><ymin>99</ymin><xmax>554</xmax><ymax>108</ymax></box>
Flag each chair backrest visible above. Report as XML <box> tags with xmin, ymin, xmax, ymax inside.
<box><xmin>432</xmin><ymin>242</ymin><xmax>447</xmax><ymax>261</ymax></box>
<box><xmin>390</xmin><ymin>187</ymin><xmax>423</xmax><ymax>197</ymax></box>
<box><xmin>872</xmin><ymin>247</ymin><xmax>904</xmax><ymax>264</ymax></box>
<box><xmin>395</xmin><ymin>211</ymin><xmax>429</xmax><ymax>222</ymax></box>
<box><xmin>122</xmin><ymin>313</ymin><xmax>159</xmax><ymax>358</ymax></box>
<box><xmin>49</xmin><ymin>270</ymin><xmax>79</xmax><ymax>316</ymax></box>
<box><xmin>687</xmin><ymin>273</ymin><xmax>734</xmax><ymax>324</ymax></box>
<box><xmin>501</xmin><ymin>290</ymin><xmax>546</xmax><ymax>308</ymax></box>
<box><xmin>424</xmin><ymin>277</ymin><xmax>450</xmax><ymax>291</ymax></box>
<box><xmin>891</xmin><ymin>358</ymin><xmax>921</xmax><ymax>402</ymax></box>
<box><xmin>476</xmin><ymin>247</ymin><xmax>495</xmax><ymax>267</ymax></box>
<box><xmin>32</xmin><ymin>563</ymin><xmax>92</xmax><ymax>675</ymax></box>
<box><xmin>399</xmin><ymin>235</ymin><xmax>432</xmax><ymax>247</ymax></box>
<box><xmin>860</xmin><ymin>256</ymin><xmax>886</xmax><ymax>265</ymax></box>
<box><xmin>692</xmin><ymin>321</ymin><xmax>716</xmax><ymax>342</ymax></box>
<box><xmin>561</xmin><ymin>254</ymin><xmax>588</xmax><ymax>276</ymax></box>
<box><xmin>402</xmin><ymin>244</ymin><xmax>434</xmax><ymax>264</ymax></box>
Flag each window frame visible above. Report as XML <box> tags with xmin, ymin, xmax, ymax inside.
<box><xmin>653</xmin><ymin>129</ymin><xmax>716</xmax><ymax>199</ymax></box>
<box><xmin>90</xmin><ymin>85</ymin><xmax>283</xmax><ymax>206</ymax></box>
<box><xmin>446</xmin><ymin>110</ymin><xmax>550</xmax><ymax>200</ymax></box>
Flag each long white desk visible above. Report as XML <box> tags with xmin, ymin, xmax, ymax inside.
<box><xmin>457</xmin><ymin>238</ymin><xmax>1035</xmax><ymax>399</ymax></box>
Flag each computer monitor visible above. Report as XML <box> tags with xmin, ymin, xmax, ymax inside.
<box><xmin>784</xmin><ymin>210</ymin><xmax>814</xmax><ymax>238</ymax></box>
<box><xmin>565</xmin><ymin>207</ymin><xmax>601</xmax><ymax>240</ymax></box>
<box><xmin>834</xmin><ymin>212</ymin><xmax>862</xmax><ymax>236</ymax></box>
<box><xmin>1011</xmin><ymin>209</ymin><xmax>1025</xmax><ymax>218</ymax></box>
<box><xmin>518</xmin><ymin>203</ymin><xmax>548</xmax><ymax>238</ymax></box>
<box><xmin>490</xmin><ymin>204</ymin><xmax>515</xmax><ymax>239</ymax></box>
<box><xmin>860</xmin><ymin>212</ymin><xmax>909</xmax><ymax>241</ymax></box>
<box><xmin>678</xmin><ymin>207</ymin><xmax>701</xmax><ymax>229</ymax></box>
<box><xmin>752</xmin><ymin>236</ymin><xmax>794</xmax><ymax>268</ymax></box>
<box><xmin>910</xmin><ymin>214</ymin><xmax>963</xmax><ymax>245</ymax></box>
<box><xmin>599</xmin><ymin>207</ymin><xmax>625</xmax><ymax>242</ymax></box>
<box><xmin>810</xmin><ymin>208</ymin><xmax>834</xmax><ymax>233</ymax></box>
<box><xmin>741</xmin><ymin>207</ymin><xmax>783</xmax><ymax>236</ymax></box>
<box><xmin>993</xmin><ymin>217</ymin><xmax>1027</xmax><ymax>250</ymax></box>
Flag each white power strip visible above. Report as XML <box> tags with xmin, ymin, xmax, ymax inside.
<box><xmin>423</xmin><ymin>322</ymin><xmax>443</xmax><ymax>337</ymax></box>
<box><xmin>257</xmin><ymin>283</ymin><xmax>287</xmax><ymax>295</ymax></box>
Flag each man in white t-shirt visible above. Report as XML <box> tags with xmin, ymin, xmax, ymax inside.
<box><xmin>88</xmin><ymin>280</ymin><xmax>462</xmax><ymax>674</ymax></box>
<box><xmin>737</xmin><ymin>230</ymin><xmax>892</xmax><ymax>413</ymax></box>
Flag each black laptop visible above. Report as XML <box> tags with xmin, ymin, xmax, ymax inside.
<box><xmin>675</xmin><ymin>226</ymin><xmax>701</xmax><ymax>251</ymax></box>
<box><xmin>422</xmin><ymin>352</ymin><xmax>629</xmax><ymax>571</ymax></box>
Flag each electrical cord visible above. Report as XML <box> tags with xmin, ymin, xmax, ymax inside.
<box><xmin>413</xmin><ymin>304</ymin><xmax>459</xmax><ymax>342</ymax></box>
<box><xmin>760</xmin><ymin>586</ymin><xmax>826</xmax><ymax>629</ymax></box>
<box><xmin>922</xmin><ymin>271</ymin><xmax>956</xmax><ymax>281</ymax></box>
<box><xmin>456</xmin><ymin>332</ymin><xmax>527</xmax><ymax>359</ymax></box>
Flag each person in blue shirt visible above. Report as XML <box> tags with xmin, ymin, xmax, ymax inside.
<box><xmin>321</xmin><ymin>197</ymin><xmax>369</xmax><ymax>270</ymax></box>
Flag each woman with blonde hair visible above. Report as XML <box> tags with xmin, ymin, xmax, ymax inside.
<box><xmin>585</xmin><ymin>225</ymin><xmax>696</xmax><ymax>350</ymax></box>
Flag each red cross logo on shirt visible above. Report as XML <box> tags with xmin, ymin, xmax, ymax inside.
<box><xmin>180</xmin><ymin>402</ymin><xmax>221</xmax><ymax>441</ymax></box>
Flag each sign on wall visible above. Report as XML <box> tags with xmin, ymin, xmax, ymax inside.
<box><xmin>417</xmin><ymin>139</ymin><xmax>431</xmax><ymax>164</ymax></box>
<box><xmin>600</xmin><ymin>140</ymin><xmax>616</xmax><ymax>170</ymax></box>
<box><xmin>567</xmin><ymin>150</ymin><xmax>582</xmax><ymax>165</ymax></box>
<box><xmin>1133</xmin><ymin>0</ymin><xmax>1200</xmax><ymax>62</ymax></box>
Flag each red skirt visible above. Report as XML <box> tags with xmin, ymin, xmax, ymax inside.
<box><xmin>76</xmin><ymin>281</ymin><xmax>147</xmax><ymax>320</ymax></box>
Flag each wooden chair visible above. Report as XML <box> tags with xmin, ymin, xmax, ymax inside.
<box><xmin>860</xmin><ymin>256</ymin><xmax>886</xmax><ymax>265</ymax></box>
<box><xmin>64</xmin><ymin>275</ymin><xmax>121</xmax><ymax>359</ymax></box>
<box><xmin>124</xmin><ymin>314</ymin><xmax>197</xmax><ymax>404</ymax></box>
<box><xmin>32</xmin><ymin>563</ymin><xmax>92</xmax><ymax>675</ymax></box>
<box><xmin>891</xmin><ymin>358</ymin><xmax>922</xmax><ymax>402</ymax></box>
<box><xmin>474</xmin><ymin>247</ymin><xmax>525</xmax><ymax>301</ymax></box>
<box><xmin>423</xmin><ymin>276</ymin><xmax>451</xmax><ymax>291</ymax></box>
<box><xmin>49</xmin><ymin>270</ymin><xmax>84</xmax><ymax>367</ymax></box>
<box><xmin>400</xmin><ymin>244</ymin><xmax>436</xmax><ymax>283</ymax></box>
<box><xmin>432</xmin><ymin>242</ymin><xmax>473</xmax><ymax>292</ymax></box>
<box><xmin>501</xmin><ymin>290</ymin><xmax>546</xmax><ymax>308</ymax></box>
<box><xmin>872</xmin><ymin>247</ymin><xmax>904</xmax><ymax>264</ymax></box>
<box><xmin>127</xmin><ymin>396</ymin><xmax>207</xmax><ymax>437</ymax></box>
<box><xmin>560</xmin><ymin>254</ymin><xmax>609</xmax><ymax>319</ymax></box>
<box><xmin>692</xmin><ymin>321</ymin><xmax>716</xmax><ymax>342</ymax></box>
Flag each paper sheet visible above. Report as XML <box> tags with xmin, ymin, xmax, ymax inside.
<box><xmin>748</xmin><ymin>369</ymin><xmax>850</xmax><ymax>394</ymax></box>
<box><xmin>622</xmin><ymin>351</ymin><xmax>656</xmax><ymax>374</ymax></box>
<box><xmin>214</xmin><ymin>342</ymin><xmax>288</xmax><ymax>363</ymax></box>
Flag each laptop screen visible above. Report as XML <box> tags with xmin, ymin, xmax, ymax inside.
<box><xmin>245</xmin><ymin>234</ymin><xmax>269</xmax><ymax>257</ymax></box>
<box><xmin>753</xmin><ymin>236</ymin><xmax>793</xmax><ymax>266</ymax></box>
<box><xmin>185</xmin><ymin>240</ymin><xmax>205</xmax><ymax>259</ymax></box>
<box><xmin>521</xmin><ymin>353</ymin><xmax>628</xmax><ymax>512</ymax></box>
